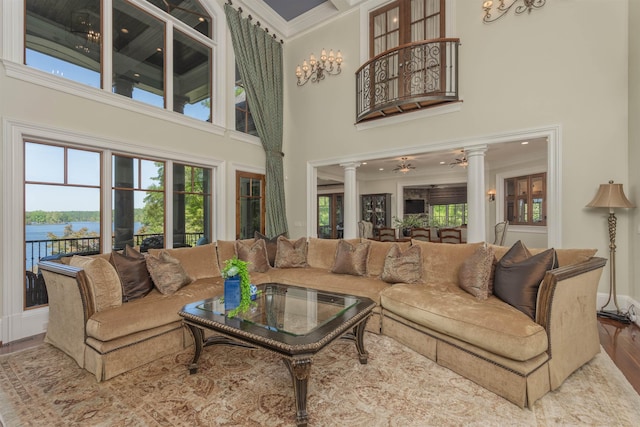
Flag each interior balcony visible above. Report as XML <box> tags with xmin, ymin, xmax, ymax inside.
<box><xmin>356</xmin><ymin>38</ymin><xmax>460</xmax><ymax>123</ymax></box>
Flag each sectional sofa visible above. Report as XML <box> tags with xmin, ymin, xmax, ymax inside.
<box><xmin>38</xmin><ymin>237</ymin><xmax>605</xmax><ymax>408</ymax></box>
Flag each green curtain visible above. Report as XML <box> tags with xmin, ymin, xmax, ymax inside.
<box><xmin>224</xmin><ymin>4</ymin><xmax>288</xmax><ymax>238</ymax></box>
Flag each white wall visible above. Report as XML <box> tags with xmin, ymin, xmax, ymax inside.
<box><xmin>284</xmin><ymin>2</ymin><xmax>634</xmax><ymax>299</ymax></box>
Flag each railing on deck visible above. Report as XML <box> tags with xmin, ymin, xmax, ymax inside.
<box><xmin>24</xmin><ymin>232</ymin><xmax>204</xmax><ymax>308</ymax></box>
<box><xmin>355</xmin><ymin>38</ymin><xmax>460</xmax><ymax>123</ymax></box>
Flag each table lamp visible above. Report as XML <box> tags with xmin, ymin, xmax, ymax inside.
<box><xmin>586</xmin><ymin>180</ymin><xmax>636</xmax><ymax>323</ymax></box>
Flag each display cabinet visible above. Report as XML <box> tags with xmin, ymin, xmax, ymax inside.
<box><xmin>361</xmin><ymin>193</ymin><xmax>391</xmax><ymax>237</ymax></box>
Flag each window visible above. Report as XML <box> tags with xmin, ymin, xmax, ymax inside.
<box><xmin>318</xmin><ymin>194</ymin><xmax>344</xmax><ymax>239</ymax></box>
<box><xmin>430</xmin><ymin>203</ymin><xmax>467</xmax><ymax>227</ymax></box>
<box><xmin>24</xmin><ymin>142</ymin><xmax>102</xmax><ymax>309</ymax></box>
<box><xmin>25</xmin><ymin>0</ymin><xmax>214</xmax><ymax>122</ymax></box>
<box><xmin>112</xmin><ymin>156</ymin><xmax>165</xmax><ymax>250</ymax></box>
<box><xmin>236</xmin><ymin>171</ymin><xmax>265</xmax><ymax>239</ymax></box>
<box><xmin>504</xmin><ymin>173</ymin><xmax>546</xmax><ymax>226</ymax></box>
<box><xmin>235</xmin><ymin>64</ymin><xmax>257</xmax><ymax>136</ymax></box>
<box><xmin>173</xmin><ymin>164</ymin><xmax>212</xmax><ymax>246</ymax></box>
<box><xmin>369</xmin><ymin>0</ymin><xmax>445</xmax><ymax>57</ymax></box>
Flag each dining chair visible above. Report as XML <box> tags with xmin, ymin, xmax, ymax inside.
<box><xmin>410</xmin><ymin>227</ymin><xmax>431</xmax><ymax>242</ymax></box>
<box><xmin>439</xmin><ymin>228</ymin><xmax>462</xmax><ymax>244</ymax></box>
<box><xmin>378</xmin><ymin>227</ymin><xmax>396</xmax><ymax>242</ymax></box>
<box><xmin>493</xmin><ymin>221</ymin><xmax>509</xmax><ymax>246</ymax></box>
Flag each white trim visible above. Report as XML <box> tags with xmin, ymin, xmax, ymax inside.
<box><xmin>228</xmin><ymin>130</ymin><xmax>262</xmax><ymax>146</ymax></box>
<box><xmin>355</xmin><ymin>102</ymin><xmax>462</xmax><ymax>131</ymax></box>
<box><xmin>1</xmin><ymin>118</ymin><xmax>224</xmax><ymax>343</ymax></box>
<box><xmin>308</xmin><ymin>124</ymin><xmax>562</xmax><ymax>248</ymax></box>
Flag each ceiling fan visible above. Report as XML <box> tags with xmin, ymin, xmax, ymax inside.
<box><xmin>449</xmin><ymin>151</ymin><xmax>468</xmax><ymax>168</ymax></box>
<box><xmin>393</xmin><ymin>157</ymin><xmax>416</xmax><ymax>174</ymax></box>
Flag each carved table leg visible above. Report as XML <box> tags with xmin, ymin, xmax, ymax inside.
<box><xmin>185</xmin><ymin>323</ymin><xmax>204</xmax><ymax>374</ymax></box>
<box><xmin>283</xmin><ymin>358</ymin><xmax>312</xmax><ymax>427</ymax></box>
<box><xmin>353</xmin><ymin>318</ymin><xmax>369</xmax><ymax>364</ymax></box>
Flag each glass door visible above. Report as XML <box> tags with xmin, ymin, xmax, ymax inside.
<box><xmin>317</xmin><ymin>194</ymin><xmax>344</xmax><ymax>239</ymax></box>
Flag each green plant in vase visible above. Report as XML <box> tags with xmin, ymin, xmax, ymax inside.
<box><xmin>221</xmin><ymin>257</ymin><xmax>252</xmax><ymax>317</ymax></box>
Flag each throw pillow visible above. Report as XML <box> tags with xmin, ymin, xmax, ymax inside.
<box><xmin>69</xmin><ymin>255</ymin><xmax>122</xmax><ymax>312</ymax></box>
<box><xmin>254</xmin><ymin>231</ymin><xmax>286</xmax><ymax>267</ymax></box>
<box><xmin>458</xmin><ymin>245</ymin><xmax>495</xmax><ymax>300</ymax></box>
<box><xmin>493</xmin><ymin>241</ymin><xmax>557</xmax><ymax>319</ymax></box>
<box><xmin>109</xmin><ymin>245</ymin><xmax>153</xmax><ymax>302</ymax></box>
<box><xmin>331</xmin><ymin>239</ymin><xmax>371</xmax><ymax>277</ymax></box>
<box><xmin>236</xmin><ymin>239</ymin><xmax>271</xmax><ymax>273</ymax></box>
<box><xmin>145</xmin><ymin>251</ymin><xmax>191</xmax><ymax>295</ymax></box>
<box><xmin>274</xmin><ymin>236</ymin><xmax>308</xmax><ymax>268</ymax></box>
<box><xmin>381</xmin><ymin>244</ymin><xmax>423</xmax><ymax>284</ymax></box>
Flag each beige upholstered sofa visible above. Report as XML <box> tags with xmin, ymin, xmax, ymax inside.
<box><xmin>39</xmin><ymin>237</ymin><xmax>605</xmax><ymax>408</ymax></box>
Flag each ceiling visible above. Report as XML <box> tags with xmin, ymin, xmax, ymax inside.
<box><xmin>317</xmin><ymin>138</ymin><xmax>548</xmax><ymax>186</ymax></box>
<box><xmin>240</xmin><ymin>0</ymin><xmax>364</xmax><ymax>38</ymax></box>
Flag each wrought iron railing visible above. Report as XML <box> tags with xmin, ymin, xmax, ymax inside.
<box><xmin>25</xmin><ymin>232</ymin><xmax>204</xmax><ymax>308</ymax></box>
<box><xmin>355</xmin><ymin>38</ymin><xmax>460</xmax><ymax>123</ymax></box>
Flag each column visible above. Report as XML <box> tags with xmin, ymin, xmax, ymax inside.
<box><xmin>340</xmin><ymin>162</ymin><xmax>361</xmax><ymax>239</ymax></box>
<box><xmin>464</xmin><ymin>145</ymin><xmax>488</xmax><ymax>243</ymax></box>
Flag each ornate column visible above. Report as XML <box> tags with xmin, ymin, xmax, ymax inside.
<box><xmin>464</xmin><ymin>145</ymin><xmax>488</xmax><ymax>243</ymax></box>
<box><xmin>340</xmin><ymin>162</ymin><xmax>361</xmax><ymax>239</ymax></box>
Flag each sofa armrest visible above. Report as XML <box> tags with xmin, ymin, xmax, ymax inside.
<box><xmin>39</xmin><ymin>261</ymin><xmax>93</xmax><ymax>368</ymax></box>
<box><xmin>535</xmin><ymin>256</ymin><xmax>607</xmax><ymax>389</ymax></box>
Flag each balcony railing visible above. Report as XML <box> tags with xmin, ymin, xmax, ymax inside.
<box><xmin>355</xmin><ymin>38</ymin><xmax>460</xmax><ymax>123</ymax></box>
<box><xmin>24</xmin><ymin>232</ymin><xmax>204</xmax><ymax>309</ymax></box>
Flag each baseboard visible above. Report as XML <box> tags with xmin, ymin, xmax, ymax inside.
<box><xmin>597</xmin><ymin>293</ymin><xmax>639</xmax><ymax>327</ymax></box>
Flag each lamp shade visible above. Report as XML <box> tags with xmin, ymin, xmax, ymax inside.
<box><xmin>586</xmin><ymin>180</ymin><xmax>636</xmax><ymax>209</ymax></box>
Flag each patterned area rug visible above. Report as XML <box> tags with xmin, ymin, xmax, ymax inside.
<box><xmin>1</xmin><ymin>333</ymin><xmax>639</xmax><ymax>426</ymax></box>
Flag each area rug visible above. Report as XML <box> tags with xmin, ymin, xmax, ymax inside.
<box><xmin>1</xmin><ymin>333</ymin><xmax>639</xmax><ymax>426</ymax></box>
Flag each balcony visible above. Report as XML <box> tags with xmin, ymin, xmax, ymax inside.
<box><xmin>356</xmin><ymin>38</ymin><xmax>460</xmax><ymax>123</ymax></box>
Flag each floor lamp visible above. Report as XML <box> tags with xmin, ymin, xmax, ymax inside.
<box><xmin>586</xmin><ymin>180</ymin><xmax>636</xmax><ymax>323</ymax></box>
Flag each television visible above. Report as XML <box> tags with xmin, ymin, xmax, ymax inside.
<box><xmin>404</xmin><ymin>199</ymin><xmax>425</xmax><ymax>214</ymax></box>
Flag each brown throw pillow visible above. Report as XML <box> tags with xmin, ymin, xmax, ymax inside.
<box><xmin>145</xmin><ymin>251</ymin><xmax>191</xmax><ymax>295</ymax></box>
<box><xmin>381</xmin><ymin>244</ymin><xmax>423</xmax><ymax>284</ymax></box>
<box><xmin>254</xmin><ymin>231</ymin><xmax>286</xmax><ymax>267</ymax></box>
<box><xmin>493</xmin><ymin>241</ymin><xmax>557</xmax><ymax>319</ymax></box>
<box><xmin>331</xmin><ymin>240</ymin><xmax>371</xmax><ymax>277</ymax></box>
<box><xmin>236</xmin><ymin>239</ymin><xmax>271</xmax><ymax>273</ymax></box>
<box><xmin>69</xmin><ymin>255</ymin><xmax>122</xmax><ymax>312</ymax></box>
<box><xmin>458</xmin><ymin>245</ymin><xmax>495</xmax><ymax>300</ymax></box>
<box><xmin>110</xmin><ymin>245</ymin><xmax>153</xmax><ymax>302</ymax></box>
<box><xmin>274</xmin><ymin>236</ymin><xmax>308</xmax><ymax>268</ymax></box>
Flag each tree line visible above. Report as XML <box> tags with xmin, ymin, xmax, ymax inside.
<box><xmin>26</xmin><ymin>209</ymin><xmax>145</xmax><ymax>225</ymax></box>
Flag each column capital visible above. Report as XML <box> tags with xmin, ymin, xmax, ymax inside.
<box><xmin>339</xmin><ymin>162</ymin><xmax>361</xmax><ymax>170</ymax></box>
<box><xmin>463</xmin><ymin>144</ymin><xmax>488</xmax><ymax>157</ymax></box>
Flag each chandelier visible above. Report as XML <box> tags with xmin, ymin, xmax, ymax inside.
<box><xmin>71</xmin><ymin>11</ymin><xmax>101</xmax><ymax>53</ymax></box>
<box><xmin>295</xmin><ymin>49</ymin><xmax>342</xmax><ymax>86</ymax></box>
<box><xmin>482</xmin><ymin>0</ymin><xmax>546</xmax><ymax>23</ymax></box>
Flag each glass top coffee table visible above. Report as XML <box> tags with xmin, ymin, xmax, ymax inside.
<box><xmin>179</xmin><ymin>283</ymin><xmax>375</xmax><ymax>427</ymax></box>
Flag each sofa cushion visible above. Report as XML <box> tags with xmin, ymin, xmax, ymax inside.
<box><xmin>489</xmin><ymin>244</ymin><xmax>596</xmax><ymax>267</ymax></box>
<box><xmin>145</xmin><ymin>251</ymin><xmax>192</xmax><ymax>295</ymax></box>
<box><xmin>493</xmin><ymin>242</ymin><xmax>557</xmax><ymax>319</ymax></box>
<box><xmin>153</xmin><ymin>244</ymin><xmax>221</xmax><ymax>279</ymax></box>
<box><xmin>458</xmin><ymin>245</ymin><xmax>495</xmax><ymax>300</ymax></box>
<box><xmin>381</xmin><ymin>244</ymin><xmax>423</xmax><ymax>284</ymax></box>
<box><xmin>236</xmin><ymin>239</ymin><xmax>271</xmax><ymax>273</ymax></box>
<box><xmin>307</xmin><ymin>238</ymin><xmax>361</xmax><ymax>270</ymax></box>
<box><xmin>380</xmin><ymin>283</ymin><xmax>548</xmax><ymax>361</ymax></box>
<box><xmin>367</xmin><ymin>240</ymin><xmax>411</xmax><ymax>277</ymax></box>
<box><xmin>331</xmin><ymin>239</ymin><xmax>371</xmax><ymax>277</ymax></box>
<box><xmin>410</xmin><ymin>241</ymin><xmax>484</xmax><ymax>285</ymax></box>
<box><xmin>274</xmin><ymin>236</ymin><xmax>308</xmax><ymax>268</ymax></box>
<box><xmin>70</xmin><ymin>255</ymin><xmax>123</xmax><ymax>312</ymax></box>
<box><xmin>109</xmin><ymin>246</ymin><xmax>153</xmax><ymax>302</ymax></box>
<box><xmin>254</xmin><ymin>231</ymin><xmax>286</xmax><ymax>267</ymax></box>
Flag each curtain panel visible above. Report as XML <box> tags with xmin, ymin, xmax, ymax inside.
<box><xmin>224</xmin><ymin>3</ymin><xmax>288</xmax><ymax>237</ymax></box>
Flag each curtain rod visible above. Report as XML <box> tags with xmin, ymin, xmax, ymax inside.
<box><xmin>226</xmin><ymin>0</ymin><xmax>284</xmax><ymax>44</ymax></box>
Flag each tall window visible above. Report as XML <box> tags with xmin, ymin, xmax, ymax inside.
<box><xmin>236</xmin><ymin>171</ymin><xmax>265</xmax><ymax>239</ymax></box>
<box><xmin>505</xmin><ymin>173</ymin><xmax>546</xmax><ymax>226</ymax></box>
<box><xmin>173</xmin><ymin>163</ymin><xmax>212</xmax><ymax>246</ymax></box>
<box><xmin>112</xmin><ymin>156</ymin><xmax>165</xmax><ymax>250</ymax></box>
<box><xmin>24</xmin><ymin>142</ymin><xmax>102</xmax><ymax>308</ymax></box>
<box><xmin>370</xmin><ymin>0</ymin><xmax>445</xmax><ymax>57</ymax></box>
<box><xmin>235</xmin><ymin>64</ymin><xmax>257</xmax><ymax>136</ymax></box>
<box><xmin>430</xmin><ymin>203</ymin><xmax>467</xmax><ymax>227</ymax></box>
<box><xmin>25</xmin><ymin>0</ymin><xmax>213</xmax><ymax>121</ymax></box>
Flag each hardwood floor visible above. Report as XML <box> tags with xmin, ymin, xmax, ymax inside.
<box><xmin>2</xmin><ymin>320</ymin><xmax>640</xmax><ymax>395</ymax></box>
